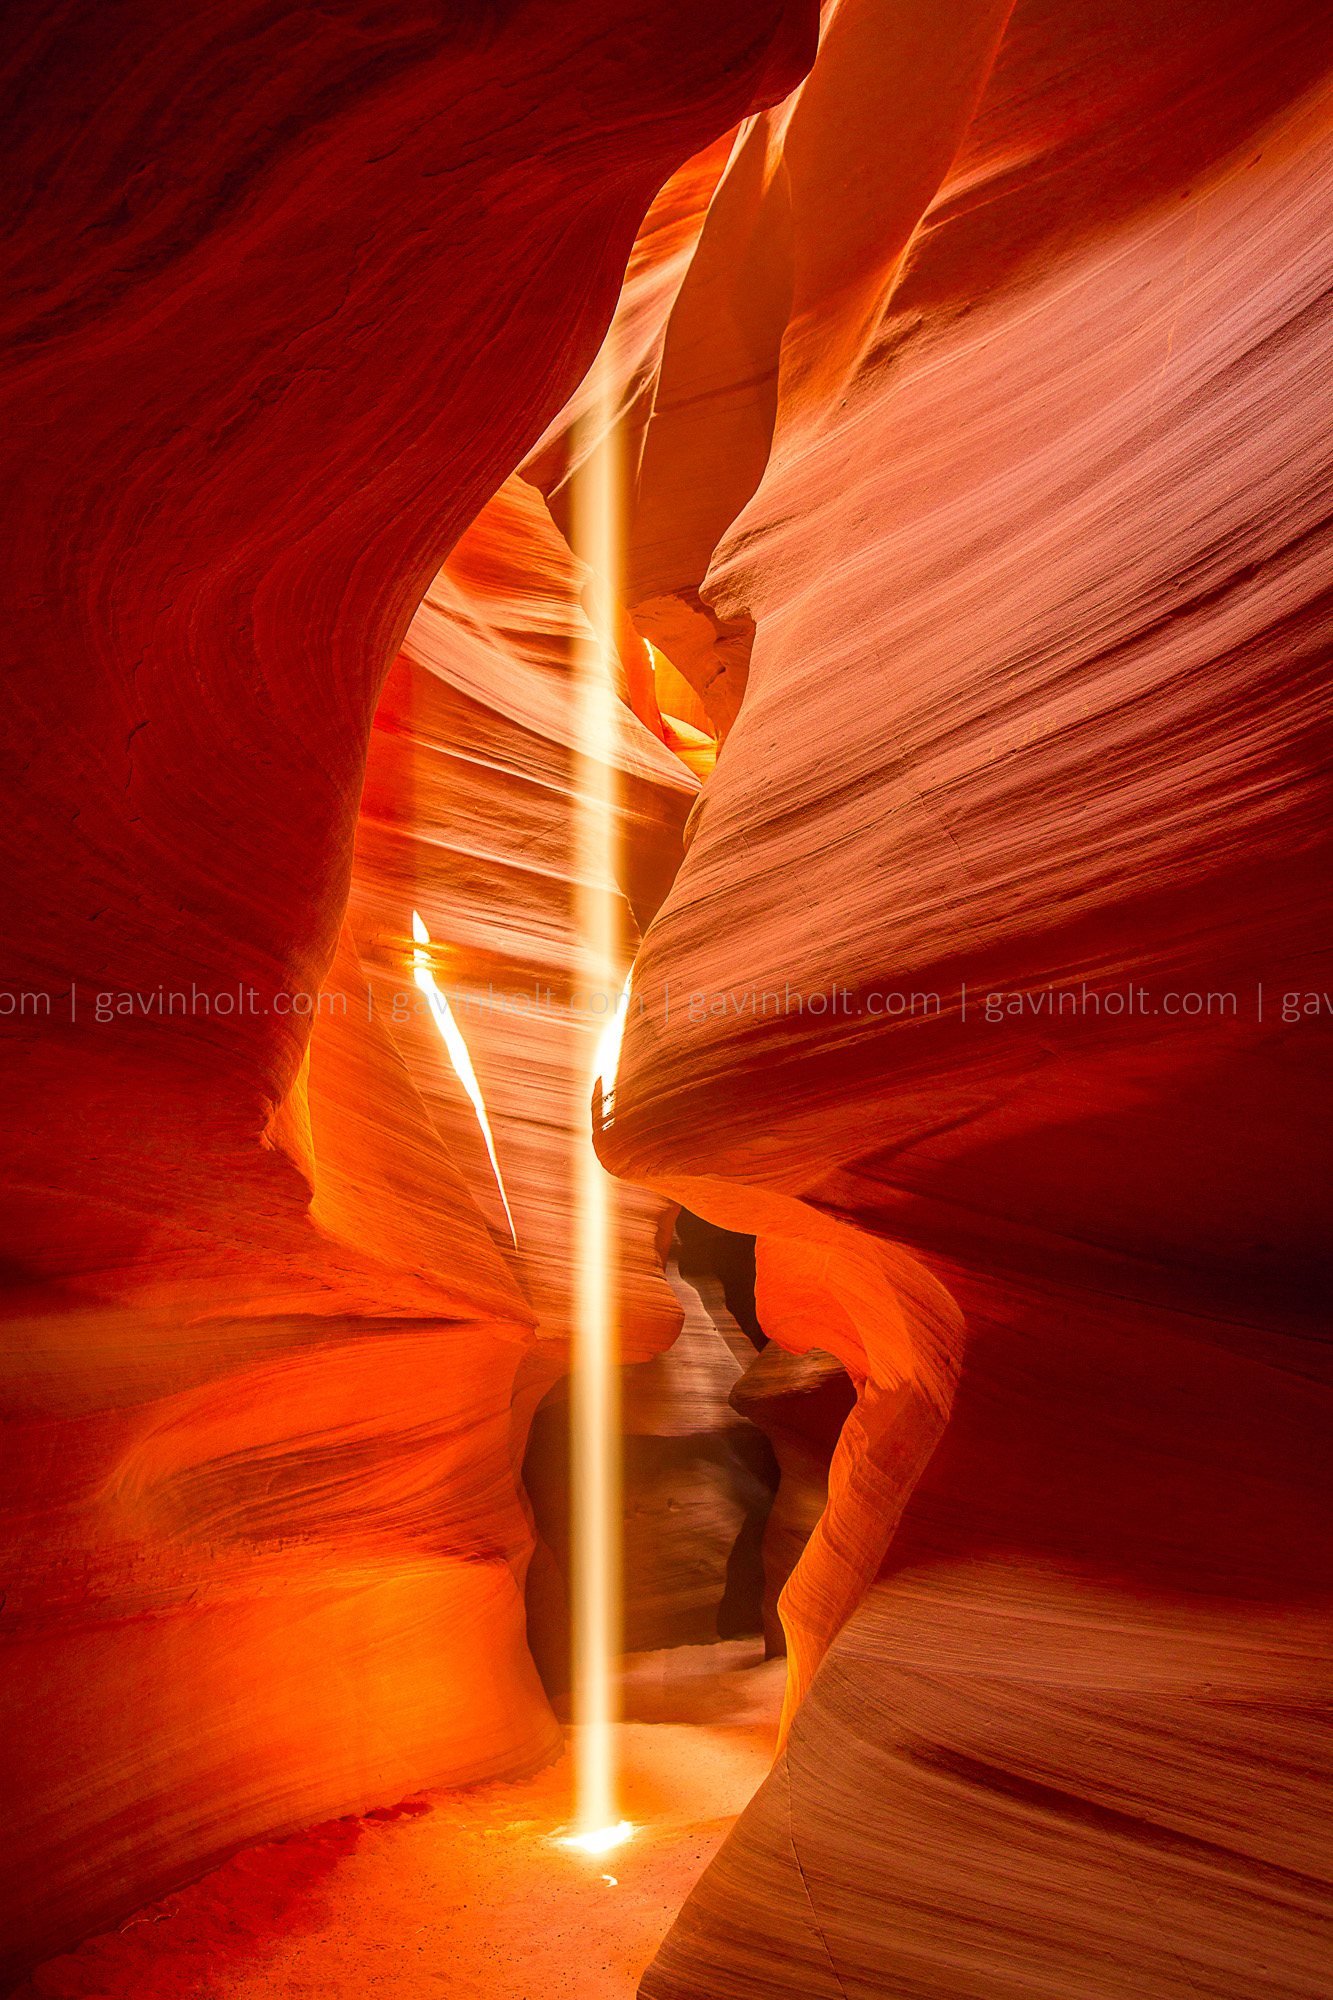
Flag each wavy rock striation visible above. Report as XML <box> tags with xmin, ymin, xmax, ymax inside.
<box><xmin>602</xmin><ymin>2</ymin><xmax>1333</xmax><ymax>1992</ymax></box>
<box><xmin>0</xmin><ymin>1</ymin><xmax>816</xmax><ymax>1981</ymax></box>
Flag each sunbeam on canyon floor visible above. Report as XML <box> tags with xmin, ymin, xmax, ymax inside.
<box><xmin>18</xmin><ymin>1644</ymin><xmax>784</xmax><ymax>2000</ymax></box>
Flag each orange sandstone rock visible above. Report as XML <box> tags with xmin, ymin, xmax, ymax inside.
<box><xmin>603</xmin><ymin>3</ymin><xmax>1333</xmax><ymax>1992</ymax></box>
<box><xmin>0</xmin><ymin>1</ymin><xmax>817</xmax><ymax>1980</ymax></box>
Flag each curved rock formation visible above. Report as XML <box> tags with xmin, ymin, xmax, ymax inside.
<box><xmin>598</xmin><ymin>2</ymin><xmax>1333</xmax><ymax>1991</ymax></box>
<box><xmin>6</xmin><ymin>0</ymin><xmax>1332</xmax><ymax>1991</ymax></box>
<box><xmin>729</xmin><ymin>1342</ymin><xmax>855</xmax><ymax>1659</ymax></box>
<box><xmin>0</xmin><ymin>2</ymin><xmax>816</xmax><ymax>1980</ymax></box>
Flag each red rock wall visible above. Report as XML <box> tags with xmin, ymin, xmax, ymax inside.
<box><xmin>5</xmin><ymin>0</ymin><xmax>1331</xmax><ymax>1988</ymax></box>
<box><xmin>0</xmin><ymin>2</ymin><xmax>816</xmax><ymax>1980</ymax></box>
<box><xmin>599</xmin><ymin>1</ymin><xmax>1333</xmax><ymax>1990</ymax></box>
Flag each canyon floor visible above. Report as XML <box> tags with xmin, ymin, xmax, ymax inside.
<box><xmin>19</xmin><ymin>1643</ymin><xmax>784</xmax><ymax>2000</ymax></box>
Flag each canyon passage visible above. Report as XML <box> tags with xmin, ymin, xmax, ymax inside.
<box><xmin>2</xmin><ymin>3</ymin><xmax>1331</xmax><ymax>1997</ymax></box>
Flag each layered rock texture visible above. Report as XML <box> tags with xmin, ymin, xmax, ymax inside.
<box><xmin>5</xmin><ymin>0</ymin><xmax>1333</xmax><ymax>1994</ymax></box>
<box><xmin>605</xmin><ymin>0</ymin><xmax>1333</xmax><ymax>1993</ymax></box>
<box><xmin>0</xmin><ymin>1</ymin><xmax>814</xmax><ymax>1982</ymax></box>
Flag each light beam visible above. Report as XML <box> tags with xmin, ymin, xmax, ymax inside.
<box><xmin>569</xmin><ymin>347</ymin><xmax>624</xmax><ymax>1840</ymax></box>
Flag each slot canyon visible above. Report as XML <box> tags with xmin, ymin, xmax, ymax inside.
<box><xmin>2</xmin><ymin>1</ymin><xmax>1331</xmax><ymax>1995</ymax></box>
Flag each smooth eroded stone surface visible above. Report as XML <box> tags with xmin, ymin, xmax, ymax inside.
<box><xmin>612</xmin><ymin>2</ymin><xmax>1333</xmax><ymax>1992</ymax></box>
<box><xmin>644</xmin><ymin>1556</ymin><xmax>1333</xmax><ymax>2000</ymax></box>
<box><xmin>0</xmin><ymin>1</ymin><xmax>817</xmax><ymax>1979</ymax></box>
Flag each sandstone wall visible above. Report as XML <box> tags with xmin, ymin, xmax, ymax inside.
<box><xmin>597</xmin><ymin>3</ymin><xmax>1333</xmax><ymax>1990</ymax></box>
<box><xmin>0</xmin><ymin>4</ymin><xmax>815</xmax><ymax>1978</ymax></box>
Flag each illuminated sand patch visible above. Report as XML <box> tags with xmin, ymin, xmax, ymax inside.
<box><xmin>559</xmin><ymin>1820</ymin><xmax>634</xmax><ymax>1855</ymax></box>
<box><xmin>24</xmin><ymin>1646</ymin><xmax>785</xmax><ymax>1999</ymax></box>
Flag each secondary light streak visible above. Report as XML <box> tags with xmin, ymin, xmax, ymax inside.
<box><xmin>411</xmin><ymin>909</ymin><xmax>518</xmax><ymax>1246</ymax></box>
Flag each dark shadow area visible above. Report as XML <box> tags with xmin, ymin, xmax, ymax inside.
<box><xmin>522</xmin><ymin>1208</ymin><xmax>782</xmax><ymax>1696</ymax></box>
<box><xmin>673</xmin><ymin>1209</ymin><xmax>767</xmax><ymax>1350</ymax></box>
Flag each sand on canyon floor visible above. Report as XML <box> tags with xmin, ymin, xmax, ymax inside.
<box><xmin>20</xmin><ymin>1641</ymin><xmax>785</xmax><ymax>2000</ymax></box>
